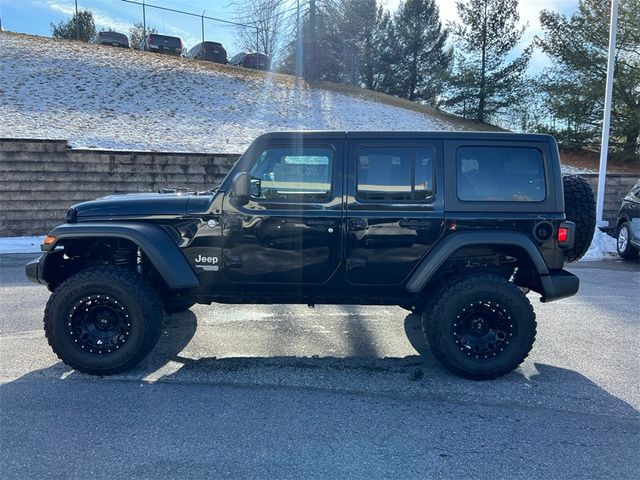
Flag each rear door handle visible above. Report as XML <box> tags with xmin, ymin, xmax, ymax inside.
<box><xmin>399</xmin><ymin>219</ymin><xmax>432</xmax><ymax>229</ymax></box>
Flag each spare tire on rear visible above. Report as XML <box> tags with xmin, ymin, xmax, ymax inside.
<box><xmin>562</xmin><ymin>175</ymin><xmax>596</xmax><ymax>262</ymax></box>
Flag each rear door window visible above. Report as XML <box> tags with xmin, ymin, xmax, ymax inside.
<box><xmin>456</xmin><ymin>146</ymin><xmax>545</xmax><ymax>202</ymax></box>
<box><xmin>356</xmin><ymin>146</ymin><xmax>434</xmax><ymax>201</ymax></box>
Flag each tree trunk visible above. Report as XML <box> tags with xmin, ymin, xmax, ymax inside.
<box><xmin>408</xmin><ymin>50</ymin><xmax>418</xmax><ymax>100</ymax></box>
<box><xmin>476</xmin><ymin>0</ymin><xmax>488</xmax><ymax>123</ymax></box>
<box><xmin>307</xmin><ymin>0</ymin><xmax>319</xmax><ymax>82</ymax></box>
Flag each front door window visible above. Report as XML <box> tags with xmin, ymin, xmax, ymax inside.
<box><xmin>249</xmin><ymin>147</ymin><xmax>333</xmax><ymax>201</ymax></box>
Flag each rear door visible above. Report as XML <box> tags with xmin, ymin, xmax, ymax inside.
<box><xmin>345</xmin><ymin>138</ymin><xmax>445</xmax><ymax>286</ymax></box>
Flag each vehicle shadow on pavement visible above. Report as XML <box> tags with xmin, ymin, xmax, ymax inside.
<box><xmin>2</xmin><ymin>310</ymin><xmax>639</xmax><ymax>422</ymax></box>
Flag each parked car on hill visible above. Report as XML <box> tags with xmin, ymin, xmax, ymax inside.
<box><xmin>187</xmin><ymin>41</ymin><xmax>227</xmax><ymax>64</ymax></box>
<box><xmin>229</xmin><ymin>52</ymin><xmax>270</xmax><ymax>70</ymax></box>
<box><xmin>615</xmin><ymin>180</ymin><xmax>640</xmax><ymax>259</ymax></box>
<box><xmin>140</xmin><ymin>34</ymin><xmax>183</xmax><ymax>56</ymax></box>
<box><xmin>93</xmin><ymin>31</ymin><xmax>130</xmax><ymax>48</ymax></box>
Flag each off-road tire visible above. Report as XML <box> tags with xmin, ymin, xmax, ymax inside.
<box><xmin>44</xmin><ymin>266</ymin><xmax>164</xmax><ymax>375</ymax></box>
<box><xmin>563</xmin><ymin>175</ymin><xmax>596</xmax><ymax>262</ymax></box>
<box><xmin>617</xmin><ymin>221</ymin><xmax>639</xmax><ymax>260</ymax></box>
<box><xmin>423</xmin><ymin>273</ymin><xmax>536</xmax><ymax>380</ymax></box>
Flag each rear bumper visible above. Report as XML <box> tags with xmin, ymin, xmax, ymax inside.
<box><xmin>539</xmin><ymin>269</ymin><xmax>579</xmax><ymax>303</ymax></box>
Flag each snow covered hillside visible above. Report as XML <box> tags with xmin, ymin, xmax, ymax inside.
<box><xmin>0</xmin><ymin>32</ymin><xmax>474</xmax><ymax>154</ymax></box>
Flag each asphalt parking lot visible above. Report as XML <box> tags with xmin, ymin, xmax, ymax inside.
<box><xmin>1</xmin><ymin>253</ymin><xmax>639</xmax><ymax>479</ymax></box>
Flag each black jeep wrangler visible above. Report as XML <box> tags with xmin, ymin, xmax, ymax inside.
<box><xmin>26</xmin><ymin>132</ymin><xmax>595</xmax><ymax>379</ymax></box>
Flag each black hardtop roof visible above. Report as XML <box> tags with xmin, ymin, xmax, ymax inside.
<box><xmin>253</xmin><ymin>131</ymin><xmax>555</xmax><ymax>143</ymax></box>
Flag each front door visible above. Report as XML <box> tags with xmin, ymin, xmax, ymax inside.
<box><xmin>345</xmin><ymin>139</ymin><xmax>445</xmax><ymax>286</ymax></box>
<box><xmin>222</xmin><ymin>142</ymin><xmax>344</xmax><ymax>285</ymax></box>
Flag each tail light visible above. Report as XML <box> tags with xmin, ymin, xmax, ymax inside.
<box><xmin>557</xmin><ymin>221</ymin><xmax>575</xmax><ymax>248</ymax></box>
<box><xmin>557</xmin><ymin>227</ymin><xmax>568</xmax><ymax>243</ymax></box>
<box><xmin>148</xmin><ymin>36</ymin><xmax>153</xmax><ymax>45</ymax></box>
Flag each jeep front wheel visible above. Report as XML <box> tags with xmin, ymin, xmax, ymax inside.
<box><xmin>423</xmin><ymin>273</ymin><xmax>536</xmax><ymax>380</ymax></box>
<box><xmin>44</xmin><ymin>266</ymin><xmax>164</xmax><ymax>375</ymax></box>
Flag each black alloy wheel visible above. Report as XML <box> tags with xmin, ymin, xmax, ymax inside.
<box><xmin>451</xmin><ymin>300</ymin><xmax>515</xmax><ymax>360</ymax></box>
<box><xmin>67</xmin><ymin>294</ymin><xmax>133</xmax><ymax>355</ymax></box>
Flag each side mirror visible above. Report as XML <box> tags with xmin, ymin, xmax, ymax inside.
<box><xmin>231</xmin><ymin>172</ymin><xmax>251</xmax><ymax>205</ymax></box>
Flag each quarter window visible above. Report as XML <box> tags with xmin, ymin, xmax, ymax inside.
<box><xmin>357</xmin><ymin>147</ymin><xmax>434</xmax><ymax>201</ymax></box>
<box><xmin>249</xmin><ymin>147</ymin><xmax>333</xmax><ymax>201</ymax></box>
<box><xmin>456</xmin><ymin>146</ymin><xmax>545</xmax><ymax>202</ymax></box>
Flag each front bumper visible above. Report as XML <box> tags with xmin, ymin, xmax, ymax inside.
<box><xmin>539</xmin><ymin>269</ymin><xmax>579</xmax><ymax>303</ymax></box>
<box><xmin>25</xmin><ymin>255</ymin><xmax>46</xmax><ymax>285</ymax></box>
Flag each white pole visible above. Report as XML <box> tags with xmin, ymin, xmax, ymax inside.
<box><xmin>595</xmin><ymin>0</ymin><xmax>619</xmax><ymax>228</ymax></box>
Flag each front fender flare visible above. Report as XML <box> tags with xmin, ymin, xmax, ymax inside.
<box><xmin>406</xmin><ymin>230</ymin><xmax>549</xmax><ymax>293</ymax></box>
<box><xmin>42</xmin><ymin>222</ymin><xmax>199</xmax><ymax>290</ymax></box>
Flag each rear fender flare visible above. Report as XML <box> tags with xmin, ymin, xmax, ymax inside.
<box><xmin>43</xmin><ymin>222</ymin><xmax>199</xmax><ymax>290</ymax></box>
<box><xmin>406</xmin><ymin>231</ymin><xmax>549</xmax><ymax>293</ymax></box>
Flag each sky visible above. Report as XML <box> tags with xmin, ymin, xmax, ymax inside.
<box><xmin>0</xmin><ymin>0</ymin><xmax>580</xmax><ymax>69</ymax></box>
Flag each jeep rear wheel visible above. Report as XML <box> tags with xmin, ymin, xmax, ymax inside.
<box><xmin>44</xmin><ymin>266</ymin><xmax>164</xmax><ymax>375</ymax></box>
<box><xmin>563</xmin><ymin>175</ymin><xmax>596</xmax><ymax>262</ymax></box>
<box><xmin>423</xmin><ymin>273</ymin><xmax>536</xmax><ymax>380</ymax></box>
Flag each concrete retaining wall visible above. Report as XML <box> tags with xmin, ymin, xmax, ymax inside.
<box><xmin>1</xmin><ymin>138</ymin><xmax>637</xmax><ymax>236</ymax></box>
<box><xmin>580</xmin><ymin>174</ymin><xmax>638</xmax><ymax>230</ymax></box>
<box><xmin>0</xmin><ymin>139</ymin><xmax>240</xmax><ymax>236</ymax></box>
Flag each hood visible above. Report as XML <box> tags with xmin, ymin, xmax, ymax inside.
<box><xmin>70</xmin><ymin>192</ymin><xmax>212</xmax><ymax>220</ymax></box>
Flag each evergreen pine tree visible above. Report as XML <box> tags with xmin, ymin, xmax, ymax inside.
<box><xmin>389</xmin><ymin>0</ymin><xmax>452</xmax><ymax>104</ymax></box>
<box><xmin>50</xmin><ymin>10</ymin><xmax>96</xmax><ymax>42</ymax></box>
<box><xmin>445</xmin><ymin>0</ymin><xmax>531</xmax><ymax>123</ymax></box>
<box><xmin>537</xmin><ymin>0</ymin><xmax>639</xmax><ymax>161</ymax></box>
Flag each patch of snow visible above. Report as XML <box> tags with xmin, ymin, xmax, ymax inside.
<box><xmin>561</xmin><ymin>165</ymin><xmax>597</xmax><ymax>175</ymax></box>
<box><xmin>0</xmin><ymin>236</ymin><xmax>45</xmax><ymax>254</ymax></box>
<box><xmin>0</xmin><ymin>33</ymin><xmax>457</xmax><ymax>154</ymax></box>
<box><xmin>579</xmin><ymin>229</ymin><xmax>619</xmax><ymax>261</ymax></box>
